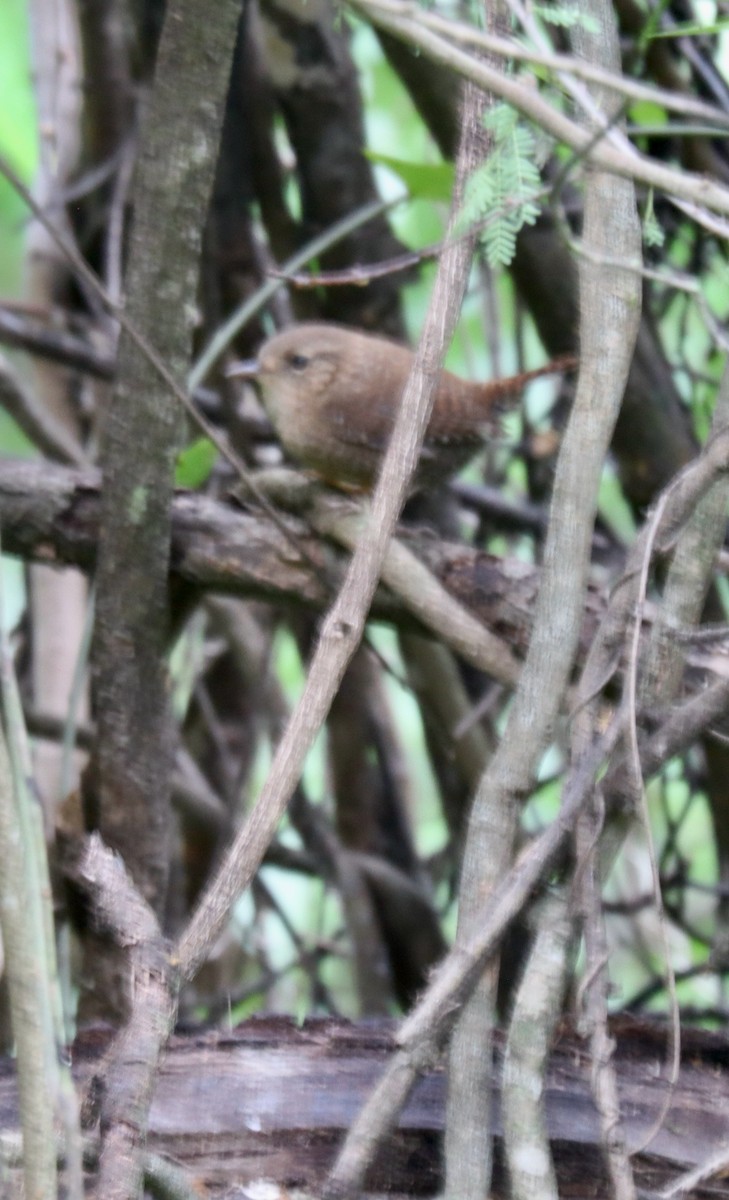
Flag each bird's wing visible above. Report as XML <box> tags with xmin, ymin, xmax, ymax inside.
<box><xmin>321</xmin><ymin>393</ymin><xmax>394</xmax><ymax>452</ymax></box>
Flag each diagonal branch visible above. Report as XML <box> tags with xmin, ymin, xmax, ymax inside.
<box><xmin>175</xmin><ymin>78</ymin><xmax>485</xmax><ymax>984</ymax></box>
<box><xmin>347</xmin><ymin>0</ymin><xmax>729</xmax><ymax>224</ymax></box>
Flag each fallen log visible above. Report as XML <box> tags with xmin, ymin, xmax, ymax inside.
<box><xmin>0</xmin><ymin>1016</ymin><xmax>727</xmax><ymax>1196</ymax></box>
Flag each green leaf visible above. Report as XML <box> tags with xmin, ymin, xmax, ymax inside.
<box><xmin>0</xmin><ymin>0</ymin><xmax>38</xmax><ymax>296</ymax></box>
<box><xmin>0</xmin><ymin>1</ymin><xmax>37</xmax><ymax>182</ymax></box>
<box><xmin>531</xmin><ymin>3</ymin><xmax>599</xmax><ymax>33</ymax></box>
<box><xmin>175</xmin><ymin>437</ymin><xmax>217</xmax><ymax>489</ymax></box>
<box><xmin>365</xmin><ymin>151</ymin><xmax>454</xmax><ymax>202</ymax></box>
<box><xmin>648</xmin><ymin>20</ymin><xmax>729</xmax><ymax>39</ymax></box>
<box><xmin>483</xmin><ymin>102</ymin><xmax>518</xmax><ymax>138</ymax></box>
<box><xmin>642</xmin><ymin>190</ymin><xmax>664</xmax><ymax>248</ymax></box>
<box><xmin>457</xmin><ymin>103</ymin><xmax>543</xmax><ymax>267</ymax></box>
<box><xmin>628</xmin><ymin>100</ymin><xmax>668</xmax><ymax>128</ymax></box>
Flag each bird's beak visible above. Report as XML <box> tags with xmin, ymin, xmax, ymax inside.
<box><xmin>226</xmin><ymin>358</ymin><xmax>259</xmax><ymax>380</ymax></box>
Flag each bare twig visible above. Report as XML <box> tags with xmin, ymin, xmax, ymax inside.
<box><xmin>0</xmin><ymin>304</ymin><xmax>115</xmax><ymax>378</ymax></box>
<box><xmin>0</xmin><ymin>351</ymin><xmax>87</xmax><ymax>465</ymax></box>
<box><xmin>310</xmin><ymin>496</ymin><xmax>521</xmax><ymax>686</ymax></box>
<box><xmin>0</xmin><ymin>153</ymin><xmax>342</xmax><ymax>574</ymax></box>
<box><xmin>324</xmin><ymin>716</ymin><xmax>624</xmax><ymax>1198</ymax></box>
<box><xmin>502</xmin><ymin>889</ymin><xmax>572</xmax><ymax>1200</ymax></box>
<box><xmin>76</xmin><ymin>836</ymin><xmax>175</xmax><ymax>1200</ymax></box>
<box><xmin>565</xmin><ymin>6</ymin><xmax>643</xmax><ymax>1197</ymax></box>
<box><xmin>175</xmin><ymin>63</ymin><xmax>483</xmax><ymax>991</ymax></box>
<box><xmin>0</xmin><ymin>715</ymin><xmax>57</xmax><ymax>1200</ymax></box>
<box><xmin>657</xmin><ymin>1141</ymin><xmax>729</xmax><ymax>1199</ymax></box>
<box><xmin>0</xmin><ymin>554</ymin><xmax>75</xmax><ymax>1199</ymax></box>
<box><xmin>188</xmin><ymin>194</ymin><xmax>402</xmax><ymax>390</ymax></box>
<box><xmin>614</xmin><ymin>363</ymin><xmax>729</xmax><ymax>1156</ymax></box>
<box><xmin>347</xmin><ymin>0</ymin><xmax>729</xmax><ymax>223</ymax></box>
<box><xmin>358</xmin><ymin>0</ymin><xmax>729</xmax><ymax>131</ymax></box>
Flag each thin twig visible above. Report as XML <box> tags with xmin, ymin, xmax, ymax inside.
<box><xmin>175</xmin><ymin>76</ymin><xmax>482</xmax><ymax>986</ymax></box>
<box><xmin>324</xmin><ymin>715</ymin><xmax>624</xmax><ymax>1198</ymax></box>
<box><xmin>347</xmin><ymin>0</ymin><xmax>729</xmax><ymax>222</ymax></box>
<box><xmin>0</xmin><ymin>149</ymin><xmax>324</xmax><ymax>573</ymax></box>
<box><xmin>359</xmin><ymin>0</ymin><xmax>729</xmax><ymax>130</ymax></box>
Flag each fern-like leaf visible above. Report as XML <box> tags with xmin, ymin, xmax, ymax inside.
<box><xmin>532</xmin><ymin>3</ymin><xmax>599</xmax><ymax>33</ymax></box>
<box><xmin>642</xmin><ymin>189</ymin><xmax>665</xmax><ymax>248</ymax></box>
<box><xmin>458</xmin><ymin>102</ymin><xmax>543</xmax><ymax>267</ymax></box>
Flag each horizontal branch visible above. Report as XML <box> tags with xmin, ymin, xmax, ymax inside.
<box><xmin>4</xmin><ymin>457</ymin><xmax>727</xmax><ymax>734</ymax></box>
<box><xmin>0</xmin><ymin>459</ymin><xmax>545</xmax><ymax>655</ymax></box>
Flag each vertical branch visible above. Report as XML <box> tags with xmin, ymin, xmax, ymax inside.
<box><xmin>444</xmin><ymin>4</ymin><xmax>641</xmax><ymax>1199</ymax></box>
<box><xmin>92</xmin><ymin>0</ymin><xmax>243</xmax><ymax>952</ymax></box>
<box><xmin>501</xmin><ymin>891</ymin><xmax>572</xmax><ymax>1200</ymax></box>
<box><xmin>642</xmin><ymin>364</ymin><xmax>729</xmax><ymax>956</ymax></box>
<box><xmin>641</xmin><ymin>365</ymin><xmax>729</xmax><ymax>704</ymax></box>
<box><xmin>568</xmin><ymin>4</ymin><xmax>643</xmax><ymax>1199</ymax></box>
<box><xmin>25</xmin><ymin>0</ymin><xmax>88</xmax><ymax>816</ymax></box>
<box><xmin>0</xmin><ymin>722</ymin><xmax>56</xmax><ymax>1200</ymax></box>
<box><xmin>439</xmin><ymin>8</ymin><xmax>512</xmax><ymax>1198</ymax></box>
<box><xmin>0</xmin><ymin>604</ymin><xmax>85</xmax><ymax>1199</ymax></box>
<box><xmin>78</xmin><ymin>836</ymin><xmax>172</xmax><ymax>1200</ymax></box>
<box><xmin>0</xmin><ymin>599</ymin><xmax>59</xmax><ymax>1199</ymax></box>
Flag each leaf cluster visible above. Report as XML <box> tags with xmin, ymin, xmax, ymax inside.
<box><xmin>459</xmin><ymin>103</ymin><xmax>543</xmax><ymax>268</ymax></box>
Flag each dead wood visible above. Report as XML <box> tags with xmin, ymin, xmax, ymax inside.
<box><xmin>0</xmin><ymin>1016</ymin><xmax>727</xmax><ymax>1197</ymax></box>
<box><xmin>0</xmin><ymin>457</ymin><xmax>600</xmax><ymax>658</ymax></box>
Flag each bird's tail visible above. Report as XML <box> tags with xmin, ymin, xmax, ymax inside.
<box><xmin>480</xmin><ymin>353</ymin><xmax>577</xmax><ymax>412</ymax></box>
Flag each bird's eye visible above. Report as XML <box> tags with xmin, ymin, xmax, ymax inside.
<box><xmin>288</xmin><ymin>353</ymin><xmax>310</xmax><ymax>371</ymax></box>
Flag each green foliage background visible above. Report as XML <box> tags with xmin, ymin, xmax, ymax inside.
<box><xmin>0</xmin><ymin>1</ymin><xmax>36</xmax><ymax>297</ymax></box>
<box><xmin>0</xmin><ymin>2</ymin><xmax>35</xmax><ymax>626</ymax></box>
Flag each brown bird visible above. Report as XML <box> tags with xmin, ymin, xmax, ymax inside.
<box><xmin>230</xmin><ymin>323</ymin><xmax>575</xmax><ymax>489</ymax></box>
